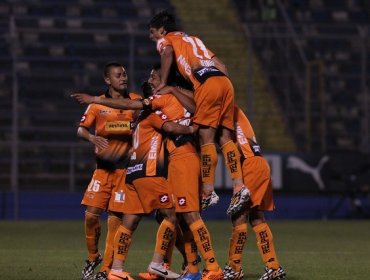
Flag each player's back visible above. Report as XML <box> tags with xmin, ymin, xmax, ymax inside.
<box><xmin>126</xmin><ymin>111</ymin><xmax>167</xmax><ymax>182</ymax></box>
<box><xmin>151</xmin><ymin>93</ymin><xmax>196</xmax><ymax>157</ymax></box>
<box><xmin>159</xmin><ymin>32</ymin><xmax>215</xmax><ymax>89</ymax></box>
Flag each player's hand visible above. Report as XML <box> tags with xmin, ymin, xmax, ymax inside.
<box><xmin>71</xmin><ymin>93</ymin><xmax>95</xmax><ymax>104</ymax></box>
<box><xmin>90</xmin><ymin>135</ymin><xmax>109</xmax><ymax>150</ymax></box>
<box><xmin>156</xmin><ymin>85</ymin><xmax>174</xmax><ymax>95</ymax></box>
<box><xmin>152</xmin><ymin>82</ymin><xmax>166</xmax><ymax>95</ymax></box>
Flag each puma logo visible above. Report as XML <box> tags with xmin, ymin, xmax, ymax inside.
<box><xmin>287</xmin><ymin>155</ymin><xmax>329</xmax><ymax>190</ymax></box>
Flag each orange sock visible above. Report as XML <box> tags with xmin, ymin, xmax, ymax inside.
<box><xmin>228</xmin><ymin>223</ymin><xmax>248</xmax><ymax>271</ymax></box>
<box><xmin>100</xmin><ymin>214</ymin><xmax>121</xmax><ymax>272</ymax></box>
<box><xmin>164</xmin><ymin>227</ymin><xmax>176</xmax><ymax>266</ymax></box>
<box><xmin>114</xmin><ymin>225</ymin><xmax>133</xmax><ymax>262</ymax></box>
<box><xmin>189</xmin><ymin>219</ymin><xmax>219</xmax><ymax>271</ymax></box>
<box><xmin>155</xmin><ymin>219</ymin><xmax>176</xmax><ymax>259</ymax></box>
<box><xmin>85</xmin><ymin>211</ymin><xmax>101</xmax><ymax>261</ymax></box>
<box><xmin>221</xmin><ymin>141</ymin><xmax>243</xmax><ymax>192</ymax></box>
<box><xmin>184</xmin><ymin>231</ymin><xmax>199</xmax><ymax>273</ymax></box>
<box><xmin>200</xmin><ymin>143</ymin><xmax>218</xmax><ymax>187</ymax></box>
<box><xmin>253</xmin><ymin>223</ymin><xmax>280</xmax><ymax>269</ymax></box>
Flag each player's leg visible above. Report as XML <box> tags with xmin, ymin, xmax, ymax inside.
<box><xmin>250</xmin><ymin>210</ymin><xmax>286</xmax><ymax>280</ymax></box>
<box><xmin>182</xmin><ymin>212</ymin><xmax>223</xmax><ymax>280</ymax></box>
<box><xmin>147</xmin><ymin>207</ymin><xmax>180</xmax><ymax>279</ymax></box>
<box><xmin>95</xmin><ymin>211</ymin><xmax>122</xmax><ymax>280</ymax></box>
<box><xmin>98</xmin><ymin>169</ymin><xmax>127</xmax><ymax>279</ymax></box>
<box><xmin>108</xmin><ymin>213</ymin><xmax>141</xmax><ymax>280</ymax></box>
<box><xmin>82</xmin><ymin>206</ymin><xmax>104</xmax><ymax>280</ymax></box>
<box><xmin>197</xmin><ymin>126</ymin><xmax>221</xmax><ymax>209</ymax></box>
<box><xmin>139</xmin><ymin>212</ymin><xmax>186</xmax><ymax>280</ymax></box>
<box><xmin>223</xmin><ymin>210</ymin><xmax>248</xmax><ymax>280</ymax></box>
<box><xmin>108</xmin><ymin>181</ymin><xmax>145</xmax><ymax>280</ymax></box>
<box><xmin>217</xmin><ymin>127</ymin><xmax>250</xmax><ymax>216</ymax></box>
<box><xmin>81</xmin><ymin>169</ymin><xmax>112</xmax><ymax>280</ymax></box>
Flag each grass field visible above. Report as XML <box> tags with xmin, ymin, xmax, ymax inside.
<box><xmin>0</xmin><ymin>219</ymin><xmax>369</xmax><ymax>280</ymax></box>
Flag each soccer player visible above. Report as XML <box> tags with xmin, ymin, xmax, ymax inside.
<box><xmin>72</xmin><ymin>79</ymin><xmax>196</xmax><ymax>280</ymax></box>
<box><xmin>76</xmin><ymin>62</ymin><xmax>141</xmax><ymax>280</ymax></box>
<box><xmin>142</xmin><ymin>64</ymin><xmax>223</xmax><ymax>280</ymax></box>
<box><xmin>148</xmin><ymin>10</ymin><xmax>250</xmax><ymax>216</ymax></box>
<box><xmin>223</xmin><ymin>105</ymin><xmax>286</xmax><ymax>280</ymax></box>
<box><xmin>73</xmin><ymin>64</ymin><xmax>224</xmax><ymax>280</ymax></box>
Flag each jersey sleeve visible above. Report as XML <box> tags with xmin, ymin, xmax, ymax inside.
<box><xmin>157</xmin><ymin>37</ymin><xmax>171</xmax><ymax>54</ymax></box>
<box><xmin>79</xmin><ymin>104</ymin><xmax>97</xmax><ymax>129</ymax></box>
<box><xmin>151</xmin><ymin>94</ymin><xmax>170</xmax><ymax>111</ymax></box>
<box><xmin>148</xmin><ymin>112</ymin><xmax>167</xmax><ymax>130</ymax></box>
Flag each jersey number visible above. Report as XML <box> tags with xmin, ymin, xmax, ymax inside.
<box><xmin>88</xmin><ymin>179</ymin><xmax>101</xmax><ymax>192</ymax></box>
<box><xmin>182</xmin><ymin>36</ymin><xmax>212</xmax><ymax>59</ymax></box>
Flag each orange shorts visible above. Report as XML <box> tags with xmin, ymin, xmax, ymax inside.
<box><xmin>193</xmin><ymin>76</ymin><xmax>234</xmax><ymax>130</ymax></box>
<box><xmin>168</xmin><ymin>153</ymin><xmax>201</xmax><ymax>212</ymax></box>
<box><xmin>129</xmin><ymin>177</ymin><xmax>175</xmax><ymax>214</ymax></box>
<box><xmin>242</xmin><ymin>156</ymin><xmax>274</xmax><ymax>211</ymax></box>
<box><xmin>81</xmin><ymin>168</ymin><xmax>126</xmax><ymax>211</ymax></box>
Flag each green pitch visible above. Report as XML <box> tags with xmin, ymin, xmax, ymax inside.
<box><xmin>0</xmin><ymin>219</ymin><xmax>369</xmax><ymax>279</ymax></box>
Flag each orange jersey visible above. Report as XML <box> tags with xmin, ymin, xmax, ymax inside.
<box><xmin>157</xmin><ymin>32</ymin><xmax>221</xmax><ymax>89</ymax></box>
<box><xmin>234</xmin><ymin>105</ymin><xmax>262</xmax><ymax>159</ymax></box>
<box><xmin>151</xmin><ymin>93</ymin><xmax>196</xmax><ymax>157</ymax></box>
<box><xmin>125</xmin><ymin>111</ymin><xmax>167</xmax><ymax>183</ymax></box>
<box><xmin>79</xmin><ymin>92</ymin><xmax>141</xmax><ymax>164</ymax></box>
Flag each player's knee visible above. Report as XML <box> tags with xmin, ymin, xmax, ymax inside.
<box><xmin>85</xmin><ymin>211</ymin><xmax>100</xmax><ymax>226</ymax></box>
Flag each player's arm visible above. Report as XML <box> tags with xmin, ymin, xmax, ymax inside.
<box><xmin>157</xmin><ymin>85</ymin><xmax>195</xmax><ymax>113</ymax></box>
<box><xmin>212</xmin><ymin>56</ymin><xmax>228</xmax><ymax>76</ymax></box>
<box><xmin>77</xmin><ymin>126</ymin><xmax>108</xmax><ymax>150</ymax></box>
<box><xmin>162</xmin><ymin>121</ymin><xmax>194</xmax><ymax>135</ymax></box>
<box><xmin>154</xmin><ymin>45</ymin><xmax>174</xmax><ymax>94</ymax></box>
<box><xmin>71</xmin><ymin>93</ymin><xmax>150</xmax><ymax>110</ymax></box>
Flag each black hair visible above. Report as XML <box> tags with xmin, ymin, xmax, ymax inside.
<box><xmin>141</xmin><ymin>81</ymin><xmax>153</xmax><ymax>98</ymax></box>
<box><xmin>151</xmin><ymin>62</ymin><xmax>193</xmax><ymax>91</ymax></box>
<box><xmin>103</xmin><ymin>61</ymin><xmax>123</xmax><ymax>77</ymax></box>
<box><xmin>149</xmin><ymin>10</ymin><xmax>177</xmax><ymax>33</ymax></box>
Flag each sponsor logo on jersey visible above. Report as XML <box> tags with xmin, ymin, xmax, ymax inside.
<box><xmin>236</xmin><ymin>123</ymin><xmax>248</xmax><ymax>145</ymax></box>
<box><xmin>114</xmin><ymin>190</ymin><xmax>125</xmax><ymax>202</ymax></box>
<box><xmin>99</xmin><ymin>110</ymin><xmax>111</xmax><ymax>115</ymax></box>
<box><xmin>149</xmin><ymin>136</ymin><xmax>158</xmax><ymax>159</ymax></box>
<box><xmin>80</xmin><ymin>115</ymin><xmax>86</xmax><ymax>123</ymax></box>
<box><xmin>177</xmin><ymin>55</ymin><xmax>192</xmax><ymax>76</ymax></box>
<box><xmin>159</xmin><ymin>194</ymin><xmax>169</xmax><ymax>203</ymax></box>
<box><xmin>127</xmin><ymin>164</ymin><xmax>143</xmax><ymax>174</ymax></box>
<box><xmin>105</xmin><ymin>121</ymin><xmax>131</xmax><ymax>131</ymax></box>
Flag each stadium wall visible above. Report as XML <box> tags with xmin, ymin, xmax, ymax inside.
<box><xmin>1</xmin><ymin>191</ymin><xmax>369</xmax><ymax>220</ymax></box>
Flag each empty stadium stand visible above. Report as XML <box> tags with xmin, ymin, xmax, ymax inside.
<box><xmin>0</xmin><ymin>0</ymin><xmax>173</xmax><ymax>191</ymax></box>
<box><xmin>233</xmin><ymin>0</ymin><xmax>370</xmax><ymax>153</ymax></box>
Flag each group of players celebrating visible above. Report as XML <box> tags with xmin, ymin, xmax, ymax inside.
<box><xmin>71</xmin><ymin>10</ymin><xmax>286</xmax><ymax>280</ymax></box>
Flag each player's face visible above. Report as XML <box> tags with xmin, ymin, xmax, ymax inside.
<box><xmin>147</xmin><ymin>69</ymin><xmax>161</xmax><ymax>90</ymax></box>
<box><xmin>149</xmin><ymin>27</ymin><xmax>164</xmax><ymax>42</ymax></box>
<box><xmin>105</xmin><ymin>66</ymin><xmax>128</xmax><ymax>92</ymax></box>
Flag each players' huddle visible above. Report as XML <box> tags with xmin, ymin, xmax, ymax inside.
<box><xmin>71</xmin><ymin>10</ymin><xmax>286</xmax><ymax>280</ymax></box>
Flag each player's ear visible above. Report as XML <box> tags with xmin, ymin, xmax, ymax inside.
<box><xmin>104</xmin><ymin>76</ymin><xmax>111</xmax><ymax>85</ymax></box>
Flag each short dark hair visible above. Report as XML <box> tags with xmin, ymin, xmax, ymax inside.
<box><xmin>149</xmin><ymin>10</ymin><xmax>177</xmax><ymax>33</ymax></box>
<box><xmin>103</xmin><ymin>62</ymin><xmax>123</xmax><ymax>77</ymax></box>
<box><xmin>151</xmin><ymin>62</ymin><xmax>193</xmax><ymax>91</ymax></box>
